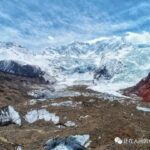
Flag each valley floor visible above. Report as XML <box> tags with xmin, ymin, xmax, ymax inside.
<box><xmin>0</xmin><ymin>72</ymin><xmax>150</xmax><ymax>150</ymax></box>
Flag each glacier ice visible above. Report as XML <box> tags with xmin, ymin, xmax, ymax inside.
<box><xmin>0</xmin><ymin>34</ymin><xmax>149</xmax><ymax>96</ymax></box>
<box><xmin>0</xmin><ymin>105</ymin><xmax>21</xmax><ymax>126</ymax></box>
<box><xmin>25</xmin><ymin>109</ymin><xmax>59</xmax><ymax>124</ymax></box>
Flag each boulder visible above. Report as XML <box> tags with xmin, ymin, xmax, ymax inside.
<box><xmin>44</xmin><ymin>135</ymin><xmax>90</xmax><ymax>150</ymax></box>
<box><xmin>0</xmin><ymin>105</ymin><xmax>21</xmax><ymax>126</ymax></box>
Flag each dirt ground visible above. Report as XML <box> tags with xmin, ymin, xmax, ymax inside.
<box><xmin>0</xmin><ymin>72</ymin><xmax>150</xmax><ymax>150</ymax></box>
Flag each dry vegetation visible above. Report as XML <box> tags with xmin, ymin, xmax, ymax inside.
<box><xmin>0</xmin><ymin>72</ymin><xmax>150</xmax><ymax>150</ymax></box>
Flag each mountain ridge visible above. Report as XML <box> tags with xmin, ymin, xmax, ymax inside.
<box><xmin>0</xmin><ymin>35</ymin><xmax>149</xmax><ymax>96</ymax></box>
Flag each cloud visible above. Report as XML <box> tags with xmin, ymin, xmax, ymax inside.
<box><xmin>0</xmin><ymin>0</ymin><xmax>150</xmax><ymax>49</ymax></box>
<box><xmin>125</xmin><ymin>32</ymin><xmax>150</xmax><ymax>44</ymax></box>
<box><xmin>48</xmin><ymin>36</ymin><xmax>54</xmax><ymax>42</ymax></box>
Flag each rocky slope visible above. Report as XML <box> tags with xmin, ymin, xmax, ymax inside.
<box><xmin>124</xmin><ymin>72</ymin><xmax>150</xmax><ymax>102</ymax></box>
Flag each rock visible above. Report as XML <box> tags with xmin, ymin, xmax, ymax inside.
<box><xmin>0</xmin><ymin>105</ymin><xmax>21</xmax><ymax>126</ymax></box>
<box><xmin>94</xmin><ymin>59</ymin><xmax>124</xmax><ymax>80</ymax></box>
<box><xmin>124</xmin><ymin>72</ymin><xmax>150</xmax><ymax>102</ymax></box>
<box><xmin>94</xmin><ymin>66</ymin><xmax>111</xmax><ymax>80</ymax></box>
<box><xmin>44</xmin><ymin>135</ymin><xmax>90</xmax><ymax>150</ymax></box>
<box><xmin>0</xmin><ymin>60</ymin><xmax>44</xmax><ymax>78</ymax></box>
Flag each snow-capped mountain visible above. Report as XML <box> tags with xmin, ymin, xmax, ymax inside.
<box><xmin>0</xmin><ymin>43</ymin><xmax>54</xmax><ymax>82</ymax></box>
<box><xmin>0</xmin><ymin>42</ymin><xmax>33</xmax><ymax>63</ymax></box>
<box><xmin>0</xmin><ymin>35</ymin><xmax>149</xmax><ymax>96</ymax></box>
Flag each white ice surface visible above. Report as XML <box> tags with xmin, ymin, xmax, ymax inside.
<box><xmin>8</xmin><ymin>106</ymin><xmax>21</xmax><ymax>126</ymax></box>
<box><xmin>64</xmin><ymin>121</ymin><xmax>76</xmax><ymax>127</ymax></box>
<box><xmin>72</xmin><ymin>134</ymin><xmax>90</xmax><ymax>146</ymax></box>
<box><xmin>25</xmin><ymin>109</ymin><xmax>59</xmax><ymax>124</ymax></box>
<box><xmin>88</xmin><ymin>81</ymin><xmax>132</xmax><ymax>97</ymax></box>
<box><xmin>136</xmin><ymin>106</ymin><xmax>150</xmax><ymax>112</ymax></box>
<box><xmin>16</xmin><ymin>146</ymin><xmax>22</xmax><ymax>150</ymax></box>
<box><xmin>52</xmin><ymin>144</ymin><xmax>70</xmax><ymax>150</ymax></box>
<box><xmin>50</xmin><ymin>101</ymin><xmax>75</xmax><ymax>107</ymax></box>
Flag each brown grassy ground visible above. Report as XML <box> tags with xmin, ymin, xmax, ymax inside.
<box><xmin>0</xmin><ymin>72</ymin><xmax>150</xmax><ymax>150</ymax></box>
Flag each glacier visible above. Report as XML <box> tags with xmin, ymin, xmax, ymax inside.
<box><xmin>0</xmin><ymin>34</ymin><xmax>150</xmax><ymax>96</ymax></box>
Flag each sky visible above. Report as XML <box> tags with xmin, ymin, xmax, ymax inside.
<box><xmin>0</xmin><ymin>0</ymin><xmax>150</xmax><ymax>49</ymax></box>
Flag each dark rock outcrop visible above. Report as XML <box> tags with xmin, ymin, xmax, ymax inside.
<box><xmin>94</xmin><ymin>66</ymin><xmax>111</xmax><ymax>80</ymax></box>
<box><xmin>0</xmin><ymin>60</ymin><xmax>44</xmax><ymax>78</ymax></box>
<box><xmin>44</xmin><ymin>136</ymin><xmax>87</xmax><ymax>150</ymax></box>
<box><xmin>124</xmin><ymin>73</ymin><xmax>150</xmax><ymax>102</ymax></box>
<box><xmin>94</xmin><ymin>60</ymin><xmax>124</xmax><ymax>80</ymax></box>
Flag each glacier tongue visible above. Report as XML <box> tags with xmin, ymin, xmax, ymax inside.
<box><xmin>0</xmin><ymin>35</ymin><xmax>150</xmax><ymax>96</ymax></box>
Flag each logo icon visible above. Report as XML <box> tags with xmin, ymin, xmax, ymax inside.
<box><xmin>114</xmin><ymin>137</ymin><xmax>123</xmax><ymax>144</ymax></box>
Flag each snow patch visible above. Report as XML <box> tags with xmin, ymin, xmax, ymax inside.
<box><xmin>50</xmin><ymin>101</ymin><xmax>75</xmax><ymax>107</ymax></box>
<box><xmin>72</xmin><ymin>135</ymin><xmax>90</xmax><ymax>146</ymax></box>
<box><xmin>0</xmin><ymin>105</ymin><xmax>21</xmax><ymax>126</ymax></box>
<box><xmin>8</xmin><ymin>106</ymin><xmax>21</xmax><ymax>126</ymax></box>
<box><xmin>136</xmin><ymin>106</ymin><xmax>150</xmax><ymax>112</ymax></box>
<box><xmin>25</xmin><ymin>109</ymin><xmax>59</xmax><ymax>124</ymax></box>
<box><xmin>88</xmin><ymin>81</ymin><xmax>131</xmax><ymax>98</ymax></box>
<box><xmin>64</xmin><ymin>121</ymin><xmax>76</xmax><ymax>127</ymax></box>
<box><xmin>28</xmin><ymin>89</ymin><xmax>80</xmax><ymax>99</ymax></box>
<box><xmin>29</xmin><ymin>99</ymin><xmax>37</xmax><ymax>105</ymax></box>
<box><xmin>16</xmin><ymin>146</ymin><xmax>22</xmax><ymax>150</ymax></box>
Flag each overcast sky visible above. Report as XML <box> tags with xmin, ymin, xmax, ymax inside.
<box><xmin>0</xmin><ymin>0</ymin><xmax>150</xmax><ymax>49</ymax></box>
